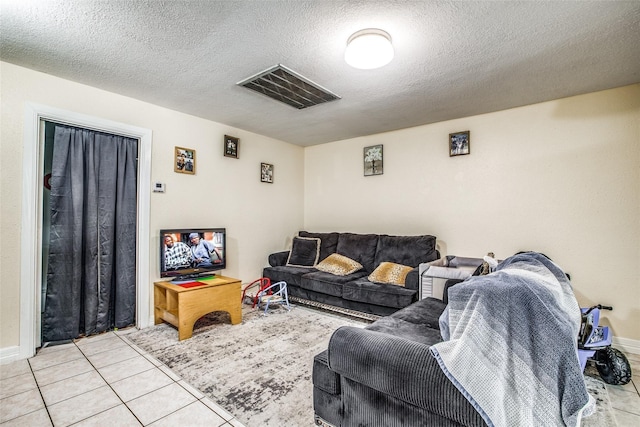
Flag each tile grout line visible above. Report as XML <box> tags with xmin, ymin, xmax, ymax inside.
<box><xmin>66</xmin><ymin>332</ymin><xmax>222</xmax><ymax>426</ymax></box>
<box><xmin>27</xmin><ymin>357</ymin><xmax>55</xmax><ymax>427</ymax></box>
<box><xmin>22</xmin><ymin>334</ymin><xmax>142</xmax><ymax>426</ymax></box>
<box><xmin>117</xmin><ymin>332</ymin><xmax>240</xmax><ymax>426</ymax></box>
<box><xmin>114</xmin><ymin>333</ymin><xmax>234</xmax><ymax>426</ymax></box>
<box><xmin>30</xmin><ymin>338</ymin><xmax>127</xmax><ymax>427</ymax></box>
<box><xmin>67</xmin><ymin>334</ymin><xmax>145</xmax><ymax>426</ymax></box>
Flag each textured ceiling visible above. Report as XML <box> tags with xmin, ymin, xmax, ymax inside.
<box><xmin>1</xmin><ymin>0</ymin><xmax>639</xmax><ymax>146</ymax></box>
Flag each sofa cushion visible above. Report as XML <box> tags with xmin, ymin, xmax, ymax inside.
<box><xmin>366</xmin><ymin>316</ymin><xmax>444</xmax><ymax>346</ymax></box>
<box><xmin>343</xmin><ymin>278</ymin><xmax>417</xmax><ymax>309</ymax></box>
<box><xmin>268</xmin><ymin>251</ymin><xmax>290</xmax><ymax>267</ymax></box>
<box><xmin>358</xmin><ymin>297</ymin><xmax>446</xmax><ymax>357</ymax></box>
<box><xmin>387</xmin><ymin>297</ymin><xmax>447</xmax><ymax>330</ymax></box>
<box><xmin>286</xmin><ymin>236</ymin><xmax>320</xmax><ymax>267</ymax></box>
<box><xmin>368</xmin><ymin>262</ymin><xmax>413</xmax><ymax>286</ymax></box>
<box><xmin>299</xmin><ymin>231</ymin><xmax>339</xmax><ymax>262</ymax></box>
<box><xmin>300</xmin><ymin>270</ymin><xmax>368</xmax><ymax>297</ymax></box>
<box><xmin>262</xmin><ymin>265</ymin><xmax>315</xmax><ymax>287</ymax></box>
<box><xmin>316</xmin><ymin>253</ymin><xmax>363</xmax><ymax>276</ymax></box>
<box><xmin>336</xmin><ymin>233</ymin><xmax>379</xmax><ymax>273</ymax></box>
<box><xmin>374</xmin><ymin>235</ymin><xmax>438</xmax><ymax>268</ymax></box>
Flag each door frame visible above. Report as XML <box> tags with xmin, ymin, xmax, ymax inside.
<box><xmin>19</xmin><ymin>103</ymin><xmax>153</xmax><ymax>359</ymax></box>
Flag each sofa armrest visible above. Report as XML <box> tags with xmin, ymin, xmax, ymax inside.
<box><xmin>268</xmin><ymin>251</ymin><xmax>290</xmax><ymax>267</ymax></box>
<box><xmin>328</xmin><ymin>326</ymin><xmax>435</xmax><ymax>409</ymax></box>
<box><xmin>404</xmin><ymin>250</ymin><xmax>441</xmax><ymax>294</ymax></box>
<box><xmin>404</xmin><ymin>267</ymin><xmax>420</xmax><ymax>292</ymax></box>
<box><xmin>328</xmin><ymin>326</ymin><xmax>485</xmax><ymax>426</ymax></box>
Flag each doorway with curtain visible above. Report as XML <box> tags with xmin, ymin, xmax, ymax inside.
<box><xmin>41</xmin><ymin>121</ymin><xmax>138</xmax><ymax>344</ymax></box>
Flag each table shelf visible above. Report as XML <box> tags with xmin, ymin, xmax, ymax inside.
<box><xmin>153</xmin><ymin>275</ymin><xmax>242</xmax><ymax>340</ymax></box>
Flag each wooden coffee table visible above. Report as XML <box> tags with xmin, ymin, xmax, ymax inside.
<box><xmin>153</xmin><ymin>275</ymin><xmax>242</xmax><ymax>340</ymax></box>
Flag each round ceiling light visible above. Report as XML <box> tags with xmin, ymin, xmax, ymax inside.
<box><xmin>345</xmin><ymin>28</ymin><xmax>394</xmax><ymax>70</ymax></box>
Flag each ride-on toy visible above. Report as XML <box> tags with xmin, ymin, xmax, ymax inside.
<box><xmin>577</xmin><ymin>304</ymin><xmax>632</xmax><ymax>385</ymax></box>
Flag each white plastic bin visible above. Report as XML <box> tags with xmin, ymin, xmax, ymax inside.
<box><xmin>418</xmin><ymin>256</ymin><xmax>484</xmax><ymax>300</ymax></box>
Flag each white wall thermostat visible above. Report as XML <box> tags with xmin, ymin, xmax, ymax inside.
<box><xmin>153</xmin><ymin>182</ymin><xmax>166</xmax><ymax>193</ymax></box>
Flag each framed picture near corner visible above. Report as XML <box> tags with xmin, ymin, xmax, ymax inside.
<box><xmin>449</xmin><ymin>131</ymin><xmax>470</xmax><ymax>156</ymax></box>
<box><xmin>224</xmin><ymin>135</ymin><xmax>239</xmax><ymax>159</ymax></box>
<box><xmin>174</xmin><ymin>146</ymin><xmax>196</xmax><ymax>174</ymax></box>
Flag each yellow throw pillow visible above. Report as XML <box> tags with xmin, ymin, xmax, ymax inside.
<box><xmin>368</xmin><ymin>262</ymin><xmax>413</xmax><ymax>286</ymax></box>
<box><xmin>315</xmin><ymin>253</ymin><xmax>363</xmax><ymax>276</ymax></box>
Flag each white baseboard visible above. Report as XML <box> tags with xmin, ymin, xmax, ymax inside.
<box><xmin>613</xmin><ymin>336</ymin><xmax>640</xmax><ymax>355</ymax></box>
<box><xmin>0</xmin><ymin>346</ymin><xmax>21</xmax><ymax>365</ymax></box>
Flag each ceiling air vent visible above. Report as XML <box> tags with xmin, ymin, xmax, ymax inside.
<box><xmin>237</xmin><ymin>64</ymin><xmax>340</xmax><ymax>109</ymax></box>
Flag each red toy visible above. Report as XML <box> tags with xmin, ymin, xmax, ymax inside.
<box><xmin>241</xmin><ymin>277</ymin><xmax>272</xmax><ymax>308</ymax></box>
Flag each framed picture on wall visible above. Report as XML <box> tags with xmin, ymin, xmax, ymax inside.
<box><xmin>224</xmin><ymin>135</ymin><xmax>239</xmax><ymax>159</ymax></box>
<box><xmin>175</xmin><ymin>146</ymin><xmax>196</xmax><ymax>174</ymax></box>
<box><xmin>449</xmin><ymin>131</ymin><xmax>470</xmax><ymax>156</ymax></box>
<box><xmin>261</xmin><ymin>163</ymin><xmax>274</xmax><ymax>183</ymax></box>
<box><xmin>364</xmin><ymin>144</ymin><xmax>383</xmax><ymax>176</ymax></box>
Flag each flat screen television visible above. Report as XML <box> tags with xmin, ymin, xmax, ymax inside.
<box><xmin>160</xmin><ymin>228</ymin><xmax>226</xmax><ymax>281</ymax></box>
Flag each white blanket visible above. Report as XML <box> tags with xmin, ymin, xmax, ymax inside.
<box><xmin>430</xmin><ymin>252</ymin><xmax>591</xmax><ymax>427</ymax></box>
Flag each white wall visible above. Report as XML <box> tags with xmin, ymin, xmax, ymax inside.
<box><xmin>2</xmin><ymin>60</ymin><xmax>638</xmax><ymax>354</ymax></box>
<box><xmin>304</xmin><ymin>84</ymin><xmax>640</xmax><ymax>343</ymax></box>
<box><xmin>0</xmin><ymin>62</ymin><xmax>304</xmax><ymax>351</ymax></box>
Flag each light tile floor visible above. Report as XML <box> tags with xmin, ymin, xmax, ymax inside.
<box><xmin>1</xmin><ymin>330</ymin><xmax>639</xmax><ymax>426</ymax></box>
<box><xmin>0</xmin><ymin>330</ymin><xmax>245</xmax><ymax>426</ymax></box>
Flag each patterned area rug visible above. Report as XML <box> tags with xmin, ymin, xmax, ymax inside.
<box><xmin>128</xmin><ymin>305</ymin><xmax>366</xmax><ymax>426</ymax></box>
<box><xmin>127</xmin><ymin>304</ymin><xmax>616</xmax><ymax>427</ymax></box>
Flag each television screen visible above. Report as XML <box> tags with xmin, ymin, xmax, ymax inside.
<box><xmin>160</xmin><ymin>228</ymin><xmax>226</xmax><ymax>280</ymax></box>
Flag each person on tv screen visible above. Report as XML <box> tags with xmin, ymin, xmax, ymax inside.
<box><xmin>164</xmin><ymin>235</ymin><xmax>192</xmax><ymax>270</ymax></box>
<box><xmin>189</xmin><ymin>233</ymin><xmax>222</xmax><ymax>268</ymax></box>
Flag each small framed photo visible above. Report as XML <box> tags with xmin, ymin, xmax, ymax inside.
<box><xmin>224</xmin><ymin>135</ymin><xmax>239</xmax><ymax>159</ymax></box>
<box><xmin>261</xmin><ymin>163</ymin><xmax>274</xmax><ymax>183</ymax></box>
<box><xmin>364</xmin><ymin>144</ymin><xmax>383</xmax><ymax>176</ymax></box>
<box><xmin>174</xmin><ymin>146</ymin><xmax>196</xmax><ymax>174</ymax></box>
<box><xmin>449</xmin><ymin>131</ymin><xmax>470</xmax><ymax>157</ymax></box>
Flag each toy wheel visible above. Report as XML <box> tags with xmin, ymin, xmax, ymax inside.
<box><xmin>595</xmin><ymin>347</ymin><xmax>632</xmax><ymax>385</ymax></box>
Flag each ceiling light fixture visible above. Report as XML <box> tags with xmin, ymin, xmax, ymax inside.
<box><xmin>345</xmin><ymin>28</ymin><xmax>394</xmax><ymax>70</ymax></box>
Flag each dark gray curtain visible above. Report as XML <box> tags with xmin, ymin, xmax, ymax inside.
<box><xmin>42</xmin><ymin>124</ymin><xmax>138</xmax><ymax>342</ymax></box>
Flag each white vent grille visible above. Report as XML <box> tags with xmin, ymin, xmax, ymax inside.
<box><xmin>237</xmin><ymin>64</ymin><xmax>340</xmax><ymax>109</ymax></box>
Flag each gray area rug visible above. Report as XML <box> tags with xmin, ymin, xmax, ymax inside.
<box><xmin>128</xmin><ymin>305</ymin><xmax>366</xmax><ymax>426</ymax></box>
<box><xmin>127</xmin><ymin>304</ymin><xmax>616</xmax><ymax>427</ymax></box>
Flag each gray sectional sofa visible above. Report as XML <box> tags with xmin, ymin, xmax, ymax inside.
<box><xmin>312</xmin><ymin>252</ymin><xmax>588</xmax><ymax>427</ymax></box>
<box><xmin>262</xmin><ymin>231</ymin><xmax>439</xmax><ymax>317</ymax></box>
<box><xmin>312</xmin><ymin>296</ymin><xmax>486</xmax><ymax>427</ymax></box>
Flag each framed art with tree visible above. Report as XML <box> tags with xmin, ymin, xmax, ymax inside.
<box><xmin>364</xmin><ymin>144</ymin><xmax>383</xmax><ymax>176</ymax></box>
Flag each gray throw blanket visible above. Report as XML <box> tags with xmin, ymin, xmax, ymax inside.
<box><xmin>430</xmin><ymin>252</ymin><xmax>591</xmax><ymax>427</ymax></box>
